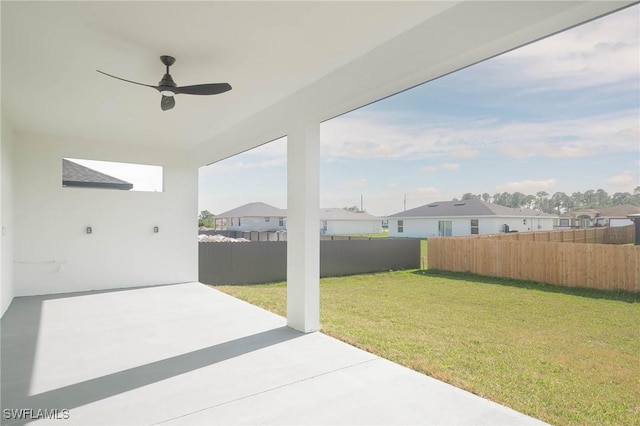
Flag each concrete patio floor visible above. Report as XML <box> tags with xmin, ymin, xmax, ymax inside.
<box><xmin>1</xmin><ymin>282</ymin><xmax>546</xmax><ymax>425</ymax></box>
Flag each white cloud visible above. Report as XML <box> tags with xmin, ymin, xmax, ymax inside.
<box><xmin>451</xmin><ymin>147</ymin><xmax>480</xmax><ymax>158</ymax></box>
<box><xmin>201</xmin><ymin>137</ymin><xmax>288</xmax><ymax>175</ymax></box>
<box><xmin>497</xmin><ymin>179</ymin><xmax>556</xmax><ymax>193</ymax></box>
<box><xmin>441</xmin><ymin>163</ymin><xmax>460</xmax><ymax>170</ymax></box>
<box><xmin>339</xmin><ymin>178</ymin><xmax>368</xmax><ymax>190</ymax></box>
<box><xmin>421</xmin><ymin>162</ymin><xmax>461</xmax><ymax>173</ymax></box>
<box><xmin>606</xmin><ymin>171</ymin><xmax>636</xmax><ymax>187</ymax></box>
<box><xmin>321</xmin><ymin>109</ymin><xmax>639</xmax><ymax>161</ymax></box>
<box><xmin>420</xmin><ymin>166</ymin><xmax>438</xmax><ymax>173</ymax></box>
<box><xmin>415</xmin><ymin>186</ymin><xmax>441</xmax><ymax>196</ymax></box>
<box><xmin>486</xmin><ymin>6</ymin><xmax>640</xmax><ymax>91</ymax></box>
<box><xmin>319</xmin><ymin>6</ymin><xmax>639</xmax><ymax>163</ymax></box>
<box><xmin>545</xmin><ymin>146</ymin><xmax>593</xmax><ymax>159</ymax></box>
<box><xmin>321</xmin><ymin>113</ymin><xmax>442</xmax><ymax>160</ymax></box>
<box><xmin>387</xmin><ymin>183</ymin><xmax>397</xmax><ymax>189</ymax></box>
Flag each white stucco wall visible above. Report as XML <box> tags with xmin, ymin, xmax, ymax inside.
<box><xmin>480</xmin><ymin>217</ymin><xmax>555</xmax><ymax>234</ymax></box>
<box><xmin>321</xmin><ymin>220</ymin><xmax>383</xmax><ymax>235</ymax></box>
<box><xmin>227</xmin><ymin>216</ymin><xmax>286</xmax><ymax>232</ymax></box>
<box><xmin>1</xmin><ymin>116</ymin><xmax>16</xmax><ymax>316</ymax></box>
<box><xmin>388</xmin><ymin>216</ymin><xmax>555</xmax><ymax>238</ymax></box>
<box><xmin>12</xmin><ymin>131</ymin><xmax>198</xmax><ymax>296</ymax></box>
<box><xmin>610</xmin><ymin>218</ymin><xmax>633</xmax><ymax>227</ymax></box>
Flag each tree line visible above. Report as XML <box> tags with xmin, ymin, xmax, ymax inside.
<box><xmin>457</xmin><ymin>187</ymin><xmax>640</xmax><ymax>214</ymax></box>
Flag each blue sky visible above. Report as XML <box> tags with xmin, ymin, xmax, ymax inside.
<box><xmin>199</xmin><ymin>5</ymin><xmax>639</xmax><ymax>217</ymax></box>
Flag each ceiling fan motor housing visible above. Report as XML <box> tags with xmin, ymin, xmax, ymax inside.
<box><xmin>159</xmin><ymin>73</ymin><xmax>177</xmax><ymax>89</ymax></box>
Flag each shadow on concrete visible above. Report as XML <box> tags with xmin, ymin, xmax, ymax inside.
<box><xmin>1</xmin><ymin>284</ymin><xmax>193</xmax><ymax>418</ymax></box>
<box><xmin>27</xmin><ymin>328</ymin><xmax>298</xmax><ymax>411</ymax></box>
<box><xmin>1</xmin><ymin>288</ymin><xmax>301</xmax><ymax>425</ymax></box>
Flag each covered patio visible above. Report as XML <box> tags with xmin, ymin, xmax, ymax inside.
<box><xmin>1</xmin><ymin>1</ymin><xmax>635</xmax><ymax>424</ymax></box>
<box><xmin>2</xmin><ymin>282</ymin><xmax>543</xmax><ymax>425</ymax></box>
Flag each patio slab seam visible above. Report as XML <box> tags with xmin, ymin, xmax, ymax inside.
<box><xmin>150</xmin><ymin>357</ymin><xmax>379</xmax><ymax>425</ymax></box>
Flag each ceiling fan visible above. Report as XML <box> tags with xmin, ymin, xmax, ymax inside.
<box><xmin>97</xmin><ymin>55</ymin><xmax>231</xmax><ymax>111</ymax></box>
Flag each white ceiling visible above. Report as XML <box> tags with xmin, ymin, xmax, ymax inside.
<box><xmin>1</xmin><ymin>1</ymin><xmax>634</xmax><ymax>167</ymax></box>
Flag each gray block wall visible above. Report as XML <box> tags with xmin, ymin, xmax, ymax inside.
<box><xmin>199</xmin><ymin>239</ymin><xmax>421</xmax><ymax>285</ymax></box>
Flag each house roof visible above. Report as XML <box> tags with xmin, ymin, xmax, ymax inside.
<box><xmin>387</xmin><ymin>199</ymin><xmax>556</xmax><ymax>219</ymax></box>
<box><xmin>562</xmin><ymin>205</ymin><xmax>640</xmax><ymax>219</ymax></box>
<box><xmin>62</xmin><ymin>158</ymin><xmax>133</xmax><ymax>190</ymax></box>
<box><xmin>217</xmin><ymin>202</ymin><xmax>286</xmax><ymax>219</ymax></box>
<box><xmin>319</xmin><ymin>208</ymin><xmax>381</xmax><ymax>221</ymax></box>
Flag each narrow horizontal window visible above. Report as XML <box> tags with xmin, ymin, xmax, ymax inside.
<box><xmin>62</xmin><ymin>158</ymin><xmax>163</xmax><ymax>192</ymax></box>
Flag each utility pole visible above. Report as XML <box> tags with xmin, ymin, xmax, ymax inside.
<box><xmin>404</xmin><ymin>194</ymin><xmax>406</xmax><ymax>211</ymax></box>
<box><xmin>360</xmin><ymin>194</ymin><xmax>363</xmax><ymax>212</ymax></box>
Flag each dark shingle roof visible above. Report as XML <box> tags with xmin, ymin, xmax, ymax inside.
<box><xmin>387</xmin><ymin>199</ymin><xmax>556</xmax><ymax>218</ymax></box>
<box><xmin>62</xmin><ymin>159</ymin><xmax>133</xmax><ymax>190</ymax></box>
<box><xmin>217</xmin><ymin>202</ymin><xmax>286</xmax><ymax>218</ymax></box>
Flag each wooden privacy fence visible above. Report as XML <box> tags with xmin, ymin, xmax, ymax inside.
<box><xmin>469</xmin><ymin>225</ymin><xmax>635</xmax><ymax>244</ymax></box>
<box><xmin>428</xmin><ymin>238</ymin><xmax>640</xmax><ymax>293</ymax></box>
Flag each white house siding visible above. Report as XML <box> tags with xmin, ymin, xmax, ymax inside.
<box><xmin>388</xmin><ymin>216</ymin><xmax>555</xmax><ymax>238</ymax></box>
<box><xmin>387</xmin><ymin>218</ymin><xmax>425</xmax><ymax>238</ymax></box>
<box><xmin>481</xmin><ymin>217</ymin><xmax>554</xmax><ymax>234</ymax></box>
<box><xmin>227</xmin><ymin>216</ymin><xmax>286</xmax><ymax>232</ymax></box>
<box><xmin>389</xmin><ymin>218</ymin><xmax>475</xmax><ymax>238</ymax></box>
<box><xmin>321</xmin><ymin>220</ymin><xmax>382</xmax><ymax>235</ymax></box>
<box><xmin>610</xmin><ymin>218</ymin><xmax>633</xmax><ymax>227</ymax></box>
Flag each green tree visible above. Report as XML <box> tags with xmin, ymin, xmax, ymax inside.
<box><xmin>594</xmin><ymin>188</ymin><xmax>611</xmax><ymax>207</ymax></box>
<box><xmin>511</xmin><ymin>192</ymin><xmax>528</xmax><ymax>208</ymax></box>
<box><xmin>612</xmin><ymin>192</ymin><xmax>633</xmax><ymax>205</ymax></box>
<box><xmin>535</xmin><ymin>191</ymin><xmax>550</xmax><ymax>213</ymax></box>
<box><xmin>549</xmin><ymin>192</ymin><xmax>573</xmax><ymax>214</ymax></box>
<box><xmin>461</xmin><ymin>192</ymin><xmax>481</xmax><ymax>201</ymax></box>
<box><xmin>198</xmin><ymin>210</ymin><xmax>215</xmax><ymax>228</ymax></box>
<box><xmin>571</xmin><ymin>191</ymin><xmax>585</xmax><ymax>209</ymax></box>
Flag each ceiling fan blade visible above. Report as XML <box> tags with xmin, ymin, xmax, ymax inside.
<box><xmin>174</xmin><ymin>83</ymin><xmax>232</xmax><ymax>96</ymax></box>
<box><xmin>97</xmin><ymin>70</ymin><xmax>157</xmax><ymax>89</ymax></box>
<box><xmin>161</xmin><ymin>95</ymin><xmax>175</xmax><ymax>111</ymax></box>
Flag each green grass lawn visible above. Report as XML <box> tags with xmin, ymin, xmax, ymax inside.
<box><xmin>213</xmin><ymin>270</ymin><xmax>640</xmax><ymax>426</ymax></box>
<box><xmin>421</xmin><ymin>239</ymin><xmax>427</xmax><ymax>268</ymax></box>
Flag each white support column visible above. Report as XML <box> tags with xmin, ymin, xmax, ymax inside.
<box><xmin>286</xmin><ymin>121</ymin><xmax>320</xmax><ymax>333</ymax></box>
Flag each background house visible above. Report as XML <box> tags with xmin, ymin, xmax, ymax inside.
<box><xmin>556</xmin><ymin>204</ymin><xmax>640</xmax><ymax>229</ymax></box>
<box><xmin>217</xmin><ymin>202</ymin><xmax>286</xmax><ymax>232</ymax></box>
<box><xmin>387</xmin><ymin>199</ymin><xmax>556</xmax><ymax>238</ymax></box>
<box><xmin>212</xmin><ymin>203</ymin><xmax>383</xmax><ymax>236</ymax></box>
<box><xmin>320</xmin><ymin>208</ymin><xmax>382</xmax><ymax>235</ymax></box>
